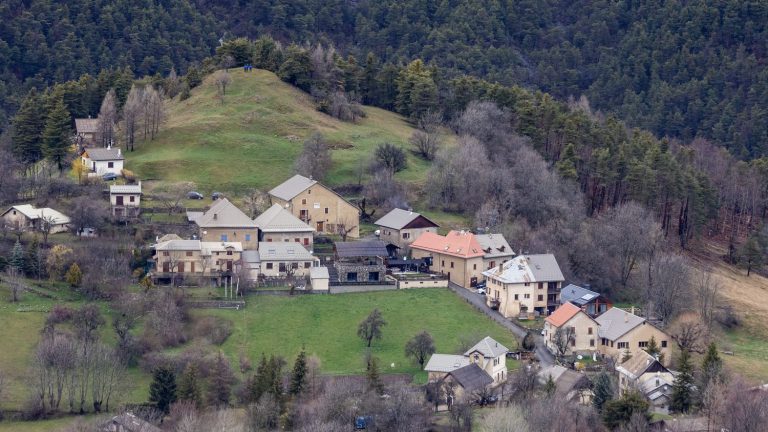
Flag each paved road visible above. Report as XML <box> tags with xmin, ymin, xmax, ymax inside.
<box><xmin>447</xmin><ymin>283</ymin><xmax>554</xmax><ymax>367</ymax></box>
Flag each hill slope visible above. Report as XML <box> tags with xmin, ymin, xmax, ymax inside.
<box><xmin>129</xmin><ymin>69</ymin><xmax>429</xmax><ymax>192</ymax></box>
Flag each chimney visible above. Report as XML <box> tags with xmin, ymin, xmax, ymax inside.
<box><xmin>630</xmin><ymin>306</ymin><xmax>635</xmax><ymax>315</ymax></box>
<box><xmin>624</xmin><ymin>312</ymin><xmax>629</xmax><ymax>323</ymax></box>
<box><xmin>117</xmin><ymin>148</ymin><xmax>121</xmax><ymax>157</ymax></box>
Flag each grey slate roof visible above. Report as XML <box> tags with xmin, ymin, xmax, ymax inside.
<box><xmin>85</xmin><ymin>147</ymin><xmax>123</xmax><ymax>161</ymax></box>
<box><xmin>195</xmin><ymin>198</ymin><xmax>257</xmax><ymax>228</ymax></box>
<box><xmin>448</xmin><ymin>364</ymin><xmax>494</xmax><ymax>391</ymax></box>
<box><xmin>253</xmin><ymin>204</ymin><xmax>314</xmax><ymax>233</ymax></box>
<box><xmin>483</xmin><ymin>254</ymin><xmax>564</xmax><ymax>284</ymax></box>
<box><xmin>424</xmin><ymin>354</ymin><xmax>470</xmax><ymax>373</ymax></box>
<box><xmin>560</xmin><ymin>284</ymin><xmax>601</xmax><ymax>306</ymax></box>
<box><xmin>596</xmin><ymin>307</ymin><xmax>646</xmax><ymax>341</ymax></box>
<box><xmin>335</xmin><ymin>241</ymin><xmax>388</xmax><ymax>258</ymax></box>
<box><xmin>110</xmin><ymin>184</ymin><xmax>142</xmax><ymax>194</ymax></box>
<box><xmin>616</xmin><ymin>350</ymin><xmax>669</xmax><ymax>379</ymax></box>
<box><xmin>269</xmin><ymin>174</ymin><xmax>317</xmax><ymax>201</ymax></box>
<box><xmin>310</xmin><ymin>266</ymin><xmax>329</xmax><ymax>279</ymax></box>
<box><xmin>242</xmin><ymin>250</ymin><xmax>260</xmax><ymax>264</ymax></box>
<box><xmin>537</xmin><ymin>365</ymin><xmax>590</xmax><ymax>396</ymax></box>
<box><xmin>186</xmin><ymin>211</ymin><xmax>203</xmax><ymax>223</ymax></box>
<box><xmin>464</xmin><ymin>336</ymin><xmax>509</xmax><ymax>358</ymax></box>
<box><xmin>258</xmin><ymin>242</ymin><xmax>314</xmax><ymax>261</ymax></box>
<box><xmin>374</xmin><ymin>208</ymin><xmax>437</xmax><ymax>230</ymax></box>
<box><xmin>475</xmin><ymin>233</ymin><xmax>514</xmax><ymax>258</ymax></box>
<box><xmin>154</xmin><ymin>239</ymin><xmax>202</xmax><ymax>251</ymax></box>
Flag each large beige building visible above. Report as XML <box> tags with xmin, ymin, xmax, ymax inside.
<box><xmin>253</xmin><ymin>203</ymin><xmax>315</xmax><ymax>248</ymax></box>
<box><xmin>374</xmin><ymin>208</ymin><xmax>439</xmax><ymax>250</ymax></box>
<box><xmin>483</xmin><ymin>254</ymin><xmax>565</xmax><ymax>318</ymax></box>
<box><xmin>595</xmin><ymin>308</ymin><xmax>672</xmax><ymax>364</ymax></box>
<box><xmin>544</xmin><ymin>302</ymin><xmax>600</xmax><ymax>356</ymax></box>
<box><xmin>269</xmin><ymin>174</ymin><xmax>360</xmax><ymax>238</ymax></box>
<box><xmin>152</xmin><ymin>237</ymin><xmax>242</xmax><ymax>285</ymax></box>
<box><xmin>194</xmin><ymin>198</ymin><xmax>259</xmax><ymax>250</ymax></box>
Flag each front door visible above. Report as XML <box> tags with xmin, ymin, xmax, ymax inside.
<box><xmin>116</xmin><ymin>195</ymin><xmax>124</xmax><ymax>205</ymax></box>
<box><xmin>226</xmin><ymin>261</ymin><xmax>233</xmax><ymax>271</ymax></box>
<box><xmin>316</xmin><ymin>221</ymin><xmax>324</xmax><ymax>232</ymax></box>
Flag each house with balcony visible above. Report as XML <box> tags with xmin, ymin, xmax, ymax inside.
<box><xmin>425</xmin><ymin>336</ymin><xmax>509</xmax><ymax>386</ymax></box>
<box><xmin>195</xmin><ymin>198</ymin><xmax>259</xmax><ymax>250</ymax></box>
<box><xmin>483</xmin><ymin>254</ymin><xmax>565</xmax><ymax>318</ymax></box>
<box><xmin>269</xmin><ymin>174</ymin><xmax>360</xmax><ymax>238</ymax></box>
<box><xmin>81</xmin><ymin>147</ymin><xmax>124</xmax><ymax>176</ymax></box>
<box><xmin>253</xmin><ymin>203</ymin><xmax>315</xmax><ymax>248</ymax></box>
<box><xmin>560</xmin><ymin>284</ymin><xmax>612</xmax><ymax>318</ymax></box>
<box><xmin>109</xmin><ymin>182</ymin><xmax>142</xmax><ymax>220</ymax></box>
<box><xmin>152</xmin><ymin>237</ymin><xmax>242</xmax><ymax>285</ymax></box>
<box><xmin>333</xmin><ymin>241</ymin><xmax>388</xmax><ymax>283</ymax></box>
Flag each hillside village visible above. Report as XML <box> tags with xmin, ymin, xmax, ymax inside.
<box><xmin>1</xmin><ymin>44</ymin><xmax>768</xmax><ymax>432</ymax></box>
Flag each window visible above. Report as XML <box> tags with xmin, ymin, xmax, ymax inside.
<box><xmin>314</xmin><ymin>203</ymin><xmax>320</xmax><ymax>209</ymax></box>
<box><xmin>267</xmin><ymin>238</ymin><xmax>272</xmax><ymax>242</ymax></box>
<box><xmin>245</xmin><ymin>234</ymin><xmax>251</xmax><ymax>242</ymax></box>
<box><xmin>279</xmin><ymin>263</ymin><xmax>287</xmax><ymax>272</ymax></box>
<box><xmin>129</xmin><ymin>196</ymin><xmax>135</xmax><ymax>202</ymax></box>
<box><xmin>441</xmin><ymin>260</ymin><xmax>445</xmax><ymax>267</ymax></box>
<box><xmin>590</xmin><ymin>339</ymin><xmax>595</xmax><ymax>347</ymax></box>
<box><xmin>227</xmin><ymin>250</ymin><xmax>233</xmax><ymax>256</ymax></box>
<box><xmin>450</xmin><ymin>262</ymin><xmax>454</xmax><ymax>269</ymax></box>
<box><xmin>220</xmin><ymin>234</ymin><xmax>228</xmax><ymax>242</ymax></box>
<box><xmin>304</xmin><ymin>262</ymin><xmax>311</xmax><ymax>268</ymax></box>
<box><xmin>302</xmin><ymin>199</ymin><xmax>307</xmax><ymax>205</ymax></box>
<box><xmin>617</xmin><ymin>342</ymin><xmax>629</xmax><ymax>349</ymax></box>
<box><xmin>294</xmin><ymin>238</ymin><xmax>300</xmax><ymax>242</ymax></box>
<box><xmin>473</xmin><ymin>264</ymin><xmax>477</xmax><ymax>270</ymax></box>
<box><xmin>162</xmin><ymin>251</ymin><xmax>169</xmax><ymax>256</ymax></box>
<box><xmin>324</xmin><ymin>207</ymin><xmax>329</xmax><ymax>214</ymax></box>
<box><xmin>537</xmin><ymin>295</ymin><xmax>543</xmax><ymax>301</ymax></box>
<box><xmin>303</xmin><ymin>238</ymin><xmax>309</xmax><ymax>246</ymax></box>
<box><xmin>538</xmin><ymin>282</ymin><xmax>543</xmax><ymax>289</ymax></box>
<box><xmin>291</xmin><ymin>262</ymin><xmax>299</xmax><ymax>269</ymax></box>
<box><xmin>524</xmin><ymin>282</ymin><xmax>529</xmax><ymax>286</ymax></box>
<box><xmin>661</xmin><ymin>340</ymin><xmax>668</xmax><ymax>348</ymax></box>
<box><xmin>108</xmin><ymin>162</ymin><xmax>114</xmax><ymax>168</ymax></box>
<box><xmin>571</xmin><ymin>339</ymin><xmax>576</xmax><ymax>347</ymax></box>
<box><xmin>266</xmin><ymin>263</ymin><xmax>273</xmax><ymax>269</ymax></box>
<box><xmin>514</xmin><ymin>294</ymin><xmax>519</xmax><ymax>300</ymax></box>
<box><xmin>307</xmin><ymin>189</ymin><xmax>311</xmax><ymax>194</ymax></box>
<box><xmin>548</xmin><ymin>282</ymin><xmax>558</xmax><ymax>290</ymax></box>
<box><xmin>489</xmin><ymin>261</ymin><xmax>496</xmax><ymax>269</ymax></box>
<box><xmin>638</xmin><ymin>341</ymin><xmax>648</xmax><ymax>348</ymax></box>
<box><xmin>402</xmin><ymin>232</ymin><xmax>409</xmax><ymax>239</ymax></box>
<box><xmin>524</xmin><ymin>294</ymin><xmax>530</xmax><ymax>299</ymax></box>
<box><xmin>588</xmin><ymin>327</ymin><xmax>593</xmax><ymax>335</ymax></box>
<box><xmin>186</xmin><ymin>251</ymin><xmax>193</xmax><ymax>257</ymax></box>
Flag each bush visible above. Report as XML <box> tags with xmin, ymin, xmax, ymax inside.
<box><xmin>193</xmin><ymin>316</ymin><xmax>234</xmax><ymax>346</ymax></box>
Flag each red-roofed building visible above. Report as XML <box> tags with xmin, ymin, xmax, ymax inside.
<box><xmin>544</xmin><ymin>302</ymin><xmax>599</xmax><ymax>356</ymax></box>
<box><xmin>411</xmin><ymin>230</ymin><xmax>513</xmax><ymax>288</ymax></box>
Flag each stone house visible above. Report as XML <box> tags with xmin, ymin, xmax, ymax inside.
<box><xmin>253</xmin><ymin>203</ymin><xmax>315</xmax><ymax>248</ymax></box>
<box><xmin>374</xmin><ymin>208</ymin><xmax>439</xmax><ymax>250</ymax></box>
<box><xmin>425</xmin><ymin>336</ymin><xmax>509</xmax><ymax>385</ymax></box>
<box><xmin>195</xmin><ymin>198</ymin><xmax>259</xmax><ymax>250</ymax></box>
<box><xmin>595</xmin><ymin>308</ymin><xmax>672</xmax><ymax>365</ymax></box>
<box><xmin>109</xmin><ymin>182</ymin><xmax>142</xmax><ymax>220</ymax></box>
<box><xmin>440</xmin><ymin>364</ymin><xmax>495</xmax><ymax>404</ymax></box>
<box><xmin>81</xmin><ymin>147</ymin><xmax>124</xmax><ymax>176</ymax></box>
<box><xmin>269</xmin><ymin>174</ymin><xmax>360</xmax><ymax>238</ymax></box>
<box><xmin>483</xmin><ymin>254</ymin><xmax>565</xmax><ymax>318</ymax></box>
<box><xmin>333</xmin><ymin>241</ymin><xmax>388</xmax><ymax>283</ymax></box>
<box><xmin>1</xmin><ymin>204</ymin><xmax>70</xmax><ymax>234</ymax></box>
<box><xmin>560</xmin><ymin>284</ymin><xmax>612</xmax><ymax>318</ymax></box>
<box><xmin>544</xmin><ymin>302</ymin><xmax>600</xmax><ymax>356</ymax></box>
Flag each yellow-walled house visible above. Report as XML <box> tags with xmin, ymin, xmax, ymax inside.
<box><xmin>195</xmin><ymin>198</ymin><xmax>259</xmax><ymax>250</ymax></box>
<box><xmin>253</xmin><ymin>203</ymin><xmax>315</xmax><ymax>248</ymax></box>
<box><xmin>410</xmin><ymin>230</ymin><xmax>486</xmax><ymax>288</ymax></box>
<box><xmin>544</xmin><ymin>302</ymin><xmax>600</xmax><ymax>356</ymax></box>
<box><xmin>483</xmin><ymin>254</ymin><xmax>565</xmax><ymax>318</ymax></box>
<box><xmin>269</xmin><ymin>174</ymin><xmax>360</xmax><ymax>238</ymax></box>
<box><xmin>595</xmin><ymin>308</ymin><xmax>672</xmax><ymax>365</ymax></box>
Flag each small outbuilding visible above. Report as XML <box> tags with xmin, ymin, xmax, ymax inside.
<box><xmin>310</xmin><ymin>266</ymin><xmax>330</xmax><ymax>291</ymax></box>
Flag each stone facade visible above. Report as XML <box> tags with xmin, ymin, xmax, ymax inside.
<box><xmin>334</xmin><ymin>262</ymin><xmax>387</xmax><ymax>283</ymax></box>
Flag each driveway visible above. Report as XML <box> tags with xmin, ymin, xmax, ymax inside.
<box><xmin>447</xmin><ymin>283</ymin><xmax>554</xmax><ymax>367</ymax></box>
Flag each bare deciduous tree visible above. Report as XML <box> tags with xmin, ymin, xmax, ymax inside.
<box><xmin>335</xmin><ymin>217</ymin><xmax>357</xmax><ymax>242</ymax></box>
<box><xmin>95</xmin><ymin>90</ymin><xmax>117</xmax><ymax>148</ymax></box>
<box><xmin>122</xmin><ymin>85</ymin><xmax>144</xmax><ymax>151</ymax></box>
<box><xmin>242</xmin><ymin>188</ymin><xmax>270</xmax><ymax>218</ymax></box>
<box><xmin>695</xmin><ymin>271</ymin><xmax>720</xmax><ymax>332</ymax></box>
<box><xmin>156</xmin><ymin>181</ymin><xmax>196</xmax><ymax>215</ymax></box>
<box><xmin>213</xmin><ymin>70</ymin><xmax>232</xmax><ymax>101</ymax></box>
<box><xmin>363</xmin><ymin>169</ymin><xmax>407</xmax><ymax>212</ymax></box>
<box><xmin>670</xmin><ymin>315</ymin><xmax>706</xmax><ymax>354</ymax></box>
<box><xmin>644</xmin><ymin>252</ymin><xmax>691</xmax><ymax>324</ymax></box>
<box><xmin>553</xmin><ymin>326</ymin><xmax>576</xmax><ymax>359</ymax></box>
<box><xmin>410</xmin><ymin>111</ymin><xmax>442</xmax><ymax>160</ymax></box>
<box><xmin>294</xmin><ymin>133</ymin><xmax>332</xmax><ymax>182</ymax></box>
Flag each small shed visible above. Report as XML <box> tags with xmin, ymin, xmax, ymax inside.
<box><xmin>310</xmin><ymin>266</ymin><xmax>330</xmax><ymax>291</ymax></box>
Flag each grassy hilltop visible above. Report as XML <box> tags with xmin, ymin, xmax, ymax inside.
<box><xmin>130</xmin><ymin>68</ymin><xmax>430</xmax><ymax>193</ymax></box>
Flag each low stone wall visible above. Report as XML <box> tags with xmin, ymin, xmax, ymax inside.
<box><xmin>396</xmin><ymin>278</ymin><xmax>449</xmax><ymax>289</ymax></box>
<box><xmin>329</xmin><ymin>284</ymin><xmax>397</xmax><ymax>294</ymax></box>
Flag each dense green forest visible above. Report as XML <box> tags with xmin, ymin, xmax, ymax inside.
<box><xmin>1</xmin><ymin>0</ymin><xmax>767</xmax><ymax>158</ymax></box>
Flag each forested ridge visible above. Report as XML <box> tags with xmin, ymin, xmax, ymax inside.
<box><xmin>2</xmin><ymin>0</ymin><xmax>767</xmax><ymax>158</ymax></box>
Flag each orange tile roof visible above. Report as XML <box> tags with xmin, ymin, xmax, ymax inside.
<box><xmin>545</xmin><ymin>302</ymin><xmax>582</xmax><ymax>327</ymax></box>
<box><xmin>410</xmin><ymin>230</ymin><xmax>485</xmax><ymax>259</ymax></box>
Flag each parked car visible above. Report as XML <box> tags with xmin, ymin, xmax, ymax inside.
<box><xmin>102</xmin><ymin>172</ymin><xmax>118</xmax><ymax>181</ymax></box>
<box><xmin>212</xmin><ymin>191</ymin><xmax>224</xmax><ymax>200</ymax></box>
<box><xmin>475</xmin><ymin>280</ymin><xmax>487</xmax><ymax>289</ymax></box>
<box><xmin>187</xmin><ymin>191</ymin><xmax>204</xmax><ymax>200</ymax></box>
<box><xmin>475</xmin><ymin>287</ymin><xmax>487</xmax><ymax>295</ymax></box>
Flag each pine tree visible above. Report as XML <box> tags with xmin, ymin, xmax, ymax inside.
<box><xmin>65</xmin><ymin>263</ymin><xmax>82</xmax><ymax>287</ymax></box>
<box><xmin>592</xmin><ymin>370</ymin><xmax>615</xmax><ymax>411</ymax></box>
<box><xmin>289</xmin><ymin>349</ymin><xmax>308</xmax><ymax>396</ymax></box>
<box><xmin>42</xmin><ymin>95</ymin><xmax>73</xmax><ymax>172</ymax></box>
<box><xmin>12</xmin><ymin>88</ymin><xmax>46</xmax><ymax>166</ymax></box>
<box><xmin>544</xmin><ymin>374</ymin><xmax>556</xmax><ymax>396</ymax></box>
<box><xmin>556</xmin><ymin>143</ymin><xmax>579</xmax><ymax>181</ymax></box>
<box><xmin>671</xmin><ymin>349</ymin><xmax>695</xmax><ymax>413</ymax></box>
<box><xmin>178</xmin><ymin>363</ymin><xmax>203</xmax><ymax>408</ymax></box>
<box><xmin>366</xmin><ymin>356</ymin><xmax>383</xmax><ymax>395</ymax></box>
<box><xmin>700</xmin><ymin>342</ymin><xmax>723</xmax><ymax>396</ymax></box>
<box><xmin>149</xmin><ymin>366</ymin><xmax>177</xmax><ymax>414</ymax></box>
<box><xmin>250</xmin><ymin>354</ymin><xmax>270</xmax><ymax>402</ymax></box>
<box><xmin>644</xmin><ymin>335</ymin><xmax>664</xmax><ymax>364</ymax></box>
<box><xmin>9</xmin><ymin>240</ymin><xmax>25</xmax><ymax>271</ymax></box>
<box><xmin>740</xmin><ymin>234</ymin><xmax>764</xmax><ymax>276</ymax></box>
<box><xmin>207</xmin><ymin>351</ymin><xmax>235</xmax><ymax>407</ymax></box>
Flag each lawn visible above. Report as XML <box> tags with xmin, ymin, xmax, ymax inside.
<box><xmin>129</xmin><ymin>68</ymin><xmax>429</xmax><ymax>193</ymax></box>
<box><xmin>200</xmin><ymin>289</ymin><xmax>520</xmax><ymax>379</ymax></box>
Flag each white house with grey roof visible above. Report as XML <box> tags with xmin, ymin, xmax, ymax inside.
<box><xmin>109</xmin><ymin>182</ymin><xmax>141</xmax><ymax>219</ymax></box>
<box><xmin>195</xmin><ymin>198</ymin><xmax>259</xmax><ymax>250</ymax></box>
<box><xmin>243</xmin><ymin>241</ymin><xmax>319</xmax><ymax>279</ymax></box>
<box><xmin>269</xmin><ymin>174</ymin><xmax>360</xmax><ymax>238</ymax></box>
<box><xmin>425</xmin><ymin>336</ymin><xmax>509</xmax><ymax>385</ymax></box>
<box><xmin>595</xmin><ymin>308</ymin><xmax>672</xmax><ymax>365</ymax></box>
<box><xmin>374</xmin><ymin>208</ymin><xmax>439</xmax><ymax>250</ymax></box>
<box><xmin>253</xmin><ymin>203</ymin><xmax>315</xmax><ymax>248</ymax></box>
<box><xmin>81</xmin><ymin>147</ymin><xmax>124</xmax><ymax>176</ymax></box>
<box><xmin>483</xmin><ymin>254</ymin><xmax>565</xmax><ymax>318</ymax></box>
<box><xmin>1</xmin><ymin>204</ymin><xmax>71</xmax><ymax>234</ymax></box>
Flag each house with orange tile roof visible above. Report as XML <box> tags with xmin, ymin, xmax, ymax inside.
<box><xmin>410</xmin><ymin>230</ymin><xmax>513</xmax><ymax>288</ymax></box>
<box><xmin>544</xmin><ymin>302</ymin><xmax>600</xmax><ymax>356</ymax></box>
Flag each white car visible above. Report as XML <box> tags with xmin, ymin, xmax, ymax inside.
<box><xmin>476</xmin><ymin>287</ymin><xmax>487</xmax><ymax>295</ymax></box>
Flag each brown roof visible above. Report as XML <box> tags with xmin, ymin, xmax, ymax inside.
<box><xmin>75</xmin><ymin>118</ymin><xmax>99</xmax><ymax>134</ymax></box>
<box><xmin>410</xmin><ymin>230</ymin><xmax>484</xmax><ymax>259</ymax></box>
<box><xmin>545</xmin><ymin>302</ymin><xmax>582</xmax><ymax>327</ymax></box>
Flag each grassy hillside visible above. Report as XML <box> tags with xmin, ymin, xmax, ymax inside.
<box><xmin>129</xmin><ymin>69</ymin><xmax>429</xmax><ymax>193</ymax></box>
